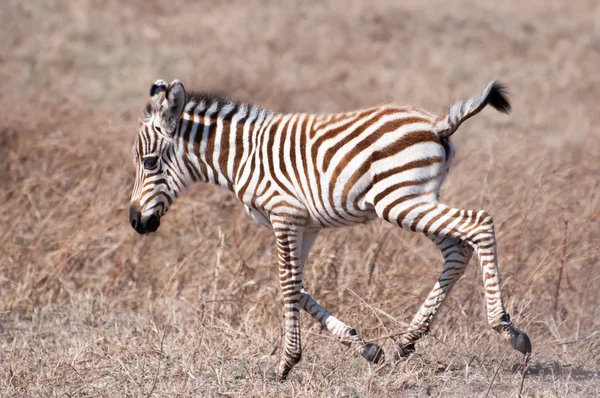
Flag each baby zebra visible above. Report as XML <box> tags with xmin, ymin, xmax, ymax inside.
<box><xmin>129</xmin><ymin>79</ymin><xmax>531</xmax><ymax>381</ymax></box>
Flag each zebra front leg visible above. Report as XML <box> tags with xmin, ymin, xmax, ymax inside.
<box><xmin>273</xmin><ymin>226</ymin><xmax>305</xmax><ymax>381</ymax></box>
<box><xmin>300</xmin><ymin>289</ymin><xmax>384</xmax><ymax>364</ymax></box>
<box><xmin>395</xmin><ymin>236</ymin><xmax>472</xmax><ymax>359</ymax></box>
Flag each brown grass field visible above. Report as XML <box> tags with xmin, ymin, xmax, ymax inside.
<box><xmin>1</xmin><ymin>1</ymin><xmax>599</xmax><ymax>396</ymax></box>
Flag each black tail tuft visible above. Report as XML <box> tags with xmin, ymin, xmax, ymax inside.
<box><xmin>487</xmin><ymin>81</ymin><xmax>511</xmax><ymax>114</ymax></box>
<box><xmin>435</xmin><ymin>80</ymin><xmax>512</xmax><ymax>138</ymax></box>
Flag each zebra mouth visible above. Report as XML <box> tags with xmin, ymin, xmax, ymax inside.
<box><xmin>142</xmin><ymin>214</ymin><xmax>161</xmax><ymax>234</ymax></box>
<box><xmin>130</xmin><ymin>206</ymin><xmax>161</xmax><ymax>234</ymax></box>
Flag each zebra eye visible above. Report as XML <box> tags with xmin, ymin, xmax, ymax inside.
<box><xmin>143</xmin><ymin>156</ymin><xmax>159</xmax><ymax>170</ymax></box>
<box><xmin>155</xmin><ymin>126</ymin><xmax>162</xmax><ymax>133</ymax></box>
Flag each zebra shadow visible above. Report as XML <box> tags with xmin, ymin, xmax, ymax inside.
<box><xmin>513</xmin><ymin>361</ymin><xmax>599</xmax><ymax>380</ymax></box>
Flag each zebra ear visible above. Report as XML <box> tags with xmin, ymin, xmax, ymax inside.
<box><xmin>150</xmin><ymin>79</ymin><xmax>168</xmax><ymax>97</ymax></box>
<box><xmin>161</xmin><ymin>80</ymin><xmax>186</xmax><ymax>134</ymax></box>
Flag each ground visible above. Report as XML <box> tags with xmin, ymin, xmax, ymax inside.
<box><xmin>1</xmin><ymin>1</ymin><xmax>599</xmax><ymax>397</ymax></box>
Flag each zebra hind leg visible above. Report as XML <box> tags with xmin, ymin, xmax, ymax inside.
<box><xmin>395</xmin><ymin>236</ymin><xmax>472</xmax><ymax>359</ymax></box>
<box><xmin>379</xmin><ymin>200</ymin><xmax>531</xmax><ymax>357</ymax></box>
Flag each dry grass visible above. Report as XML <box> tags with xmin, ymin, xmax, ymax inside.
<box><xmin>1</xmin><ymin>1</ymin><xmax>600</xmax><ymax>396</ymax></box>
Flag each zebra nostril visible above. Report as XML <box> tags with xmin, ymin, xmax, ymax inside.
<box><xmin>146</xmin><ymin>214</ymin><xmax>160</xmax><ymax>232</ymax></box>
<box><xmin>129</xmin><ymin>205</ymin><xmax>142</xmax><ymax>232</ymax></box>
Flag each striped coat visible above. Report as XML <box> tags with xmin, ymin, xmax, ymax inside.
<box><xmin>129</xmin><ymin>80</ymin><xmax>531</xmax><ymax>380</ymax></box>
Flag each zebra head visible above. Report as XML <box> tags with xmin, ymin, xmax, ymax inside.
<box><xmin>129</xmin><ymin>79</ymin><xmax>187</xmax><ymax>234</ymax></box>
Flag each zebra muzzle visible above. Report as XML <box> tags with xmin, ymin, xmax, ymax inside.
<box><xmin>129</xmin><ymin>205</ymin><xmax>160</xmax><ymax>234</ymax></box>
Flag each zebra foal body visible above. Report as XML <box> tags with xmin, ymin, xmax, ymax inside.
<box><xmin>129</xmin><ymin>79</ymin><xmax>531</xmax><ymax>380</ymax></box>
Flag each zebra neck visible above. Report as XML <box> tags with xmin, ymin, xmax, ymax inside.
<box><xmin>177</xmin><ymin>98</ymin><xmax>274</xmax><ymax>192</ymax></box>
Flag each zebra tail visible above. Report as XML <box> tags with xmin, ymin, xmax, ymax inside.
<box><xmin>434</xmin><ymin>81</ymin><xmax>511</xmax><ymax>139</ymax></box>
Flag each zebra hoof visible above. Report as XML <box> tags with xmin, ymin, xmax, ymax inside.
<box><xmin>266</xmin><ymin>366</ymin><xmax>288</xmax><ymax>382</ymax></box>
<box><xmin>512</xmin><ymin>331</ymin><xmax>532</xmax><ymax>355</ymax></box>
<box><xmin>361</xmin><ymin>342</ymin><xmax>384</xmax><ymax>364</ymax></box>
<box><xmin>266</xmin><ymin>368</ymin><xmax>277</xmax><ymax>382</ymax></box>
<box><xmin>394</xmin><ymin>342</ymin><xmax>415</xmax><ymax>360</ymax></box>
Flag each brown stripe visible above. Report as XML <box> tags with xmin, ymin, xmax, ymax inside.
<box><xmin>166</xmin><ymin>151</ymin><xmax>187</xmax><ymax>184</ymax></box>
<box><xmin>145</xmin><ymin>191</ymin><xmax>173</xmax><ymax>206</ymax></box>
<box><xmin>328</xmin><ymin>117</ymin><xmax>426</xmax><ymax>221</ymax></box>
<box><xmin>275</xmin><ymin>116</ymin><xmax>294</xmax><ymax>192</ymax></box>
<box><xmin>179</xmin><ymin>119</ymin><xmax>201</xmax><ymax>181</ymax></box>
<box><xmin>396</xmin><ymin>202</ymin><xmax>429</xmax><ymax>227</ymax></box>
<box><xmin>433</xmin><ymin>209</ymin><xmax>461</xmax><ymax>236</ymax></box>
<box><xmin>299</xmin><ymin>116</ymin><xmax>318</xmax><ymax>212</ymax></box>
<box><xmin>340</xmin><ymin>130</ymin><xmax>440</xmax><ymax>218</ymax></box>
<box><xmin>257</xmin><ymin>183</ymin><xmax>276</xmax><ymax>209</ymax></box>
<box><xmin>217</xmin><ymin>119</ymin><xmax>232</xmax><ymax>185</ymax></box>
<box><xmin>312</xmin><ymin>124</ymin><xmax>340</xmax><ymax>224</ymax></box>
<box><xmin>323</xmin><ymin>116</ymin><xmax>429</xmax><ymax>172</ymax></box>
<box><xmin>373</xmin><ymin>157</ymin><xmax>443</xmax><ymax>185</ymax></box>
<box><xmin>272</xmin><ymin>201</ymin><xmax>306</xmax><ymax>212</ymax></box>
<box><xmin>481</xmin><ymin>260</ymin><xmax>495</xmax><ymax>267</ymax></box>
<box><xmin>409</xmin><ymin>203</ymin><xmax>438</xmax><ymax>231</ymax></box>
<box><xmin>381</xmin><ymin>191</ymin><xmax>432</xmax><ymax>220</ymax></box>
<box><xmin>310</xmin><ymin>108</ymin><xmax>372</xmax><ymax>141</ymax></box>
<box><xmin>165</xmin><ymin>169</ymin><xmax>184</xmax><ymax>192</ymax></box>
<box><xmin>262</xmin><ymin>116</ymin><xmax>293</xmax><ymax>197</ymax></box>
<box><xmin>471</xmin><ymin>236</ymin><xmax>492</xmax><ymax>245</ymax></box>
<box><xmin>181</xmin><ymin>156</ymin><xmax>198</xmax><ymax>181</ymax></box>
<box><xmin>137</xmin><ymin>128</ymin><xmax>145</xmax><ymax>156</ymax></box>
<box><xmin>270</xmin><ymin>212</ymin><xmax>307</xmax><ymax>221</ymax></box>
<box><xmin>202</xmin><ymin>120</ymin><xmax>218</xmax><ymax>182</ymax></box>
<box><xmin>462</xmin><ymin>212</ymin><xmax>483</xmax><ymax>234</ymax></box>
<box><xmin>350</xmin><ymin>151</ymin><xmax>441</xmax><ymax>215</ymax></box>
<box><xmin>232</xmin><ymin>119</ymin><xmax>247</xmax><ymax>182</ymax></box>
<box><xmin>372</xmin><ymin>176</ymin><xmax>436</xmax><ymax>205</ymax></box>
<box><xmin>314</xmin><ymin>111</ymin><xmax>358</xmax><ymax>131</ymax></box>
<box><xmin>237</xmin><ymin>119</ymin><xmax>269</xmax><ymax>201</ymax></box>
<box><xmin>288</xmin><ymin>115</ymin><xmax>302</xmax><ymax>198</ymax></box>
<box><xmin>345</xmin><ymin>161</ymin><xmax>371</xmax><ymax>212</ymax></box>
<box><xmin>422</xmin><ymin>206</ymin><xmax>451</xmax><ymax>235</ymax></box>
<box><xmin>146</xmin><ymin>202</ymin><xmax>165</xmax><ymax>216</ymax></box>
<box><xmin>311</xmin><ymin>108</ymin><xmax>382</xmax><ymax>165</ymax></box>
<box><xmin>190</xmin><ymin>121</ymin><xmax>205</xmax><ymax>174</ymax></box>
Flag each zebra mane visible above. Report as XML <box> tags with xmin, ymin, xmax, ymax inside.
<box><xmin>184</xmin><ymin>90</ymin><xmax>273</xmax><ymax>123</ymax></box>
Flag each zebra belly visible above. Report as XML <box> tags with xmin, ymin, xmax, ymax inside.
<box><xmin>244</xmin><ymin>204</ymin><xmax>273</xmax><ymax>229</ymax></box>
